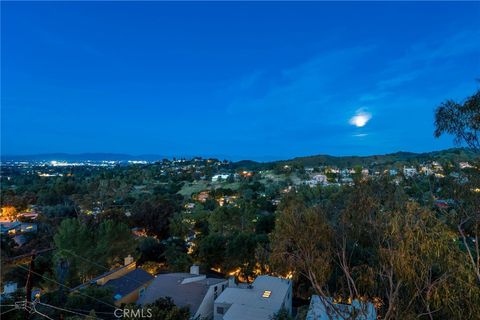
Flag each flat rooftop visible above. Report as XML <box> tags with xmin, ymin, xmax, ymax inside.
<box><xmin>215</xmin><ymin>275</ymin><xmax>291</xmax><ymax>319</ymax></box>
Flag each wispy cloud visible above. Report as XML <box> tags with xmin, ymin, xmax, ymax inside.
<box><xmin>353</xmin><ymin>133</ymin><xmax>369</xmax><ymax>137</ymax></box>
<box><xmin>394</xmin><ymin>29</ymin><xmax>480</xmax><ymax>66</ymax></box>
<box><xmin>376</xmin><ymin>71</ymin><xmax>420</xmax><ymax>90</ymax></box>
<box><xmin>357</xmin><ymin>30</ymin><xmax>480</xmax><ymax>103</ymax></box>
<box><xmin>225</xmin><ymin>45</ymin><xmax>374</xmax><ymax>127</ymax></box>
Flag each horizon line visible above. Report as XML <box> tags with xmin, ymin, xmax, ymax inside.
<box><xmin>1</xmin><ymin>147</ymin><xmax>476</xmax><ymax>163</ymax></box>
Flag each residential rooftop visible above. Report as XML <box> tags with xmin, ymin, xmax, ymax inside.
<box><xmin>138</xmin><ymin>272</ymin><xmax>225</xmax><ymax>315</ymax></box>
<box><xmin>101</xmin><ymin>268</ymin><xmax>153</xmax><ymax>301</ymax></box>
<box><xmin>215</xmin><ymin>275</ymin><xmax>292</xmax><ymax>320</ymax></box>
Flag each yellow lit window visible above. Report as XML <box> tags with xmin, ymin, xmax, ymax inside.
<box><xmin>262</xmin><ymin>290</ymin><xmax>271</xmax><ymax>298</ymax></box>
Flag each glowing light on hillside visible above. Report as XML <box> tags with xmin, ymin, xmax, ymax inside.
<box><xmin>349</xmin><ymin>110</ymin><xmax>372</xmax><ymax>127</ymax></box>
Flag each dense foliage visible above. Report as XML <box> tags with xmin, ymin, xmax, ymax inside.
<box><xmin>1</xmin><ymin>89</ymin><xmax>479</xmax><ymax>319</ymax></box>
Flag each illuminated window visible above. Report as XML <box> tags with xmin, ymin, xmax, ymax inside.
<box><xmin>262</xmin><ymin>290</ymin><xmax>272</xmax><ymax>298</ymax></box>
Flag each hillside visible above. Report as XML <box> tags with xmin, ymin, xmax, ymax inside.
<box><xmin>3</xmin><ymin>148</ymin><xmax>478</xmax><ymax>168</ymax></box>
<box><xmin>232</xmin><ymin>148</ymin><xmax>480</xmax><ymax>169</ymax></box>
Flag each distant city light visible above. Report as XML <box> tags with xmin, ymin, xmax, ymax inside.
<box><xmin>349</xmin><ymin>110</ymin><xmax>372</xmax><ymax>127</ymax></box>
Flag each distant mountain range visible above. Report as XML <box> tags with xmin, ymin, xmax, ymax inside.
<box><xmin>2</xmin><ymin>148</ymin><xmax>479</xmax><ymax>167</ymax></box>
<box><xmin>233</xmin><ymin>148</ymin><xmax>480</xmax><ymax>169</ymax></box>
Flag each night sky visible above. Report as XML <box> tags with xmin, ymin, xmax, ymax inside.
<box><xmin>2</xmin><ymin>2</ymin><xmax>479</xmax><ymax>160</ymax></box>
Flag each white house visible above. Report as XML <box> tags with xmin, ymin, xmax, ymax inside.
<box><xmin>312</xmin><ymin>174</ymin><xmax>328</xmax><ymax>184</ymax></box>
<box><xmin>138</xmin><ymin>266</ymin><xmax>228</xmax><ymax>320</ymax></box>
<box><xmin>305</xmin><ymin>175</ymin><xmax>329</xmax><ymax>187</ymax></box>
<box><xmin>212</xmin><ymin>174</ymin><xmax>231</xmax><ymax>182</ymax></box>
<box><xmin>403</xmin><ymin>166</ymin><xmax>417</xmax><ymax>178</ymax></box>
<box><xmin>459</xmin><ymin>162</ymin><xmax>473</xmax><ymax>169</ymax></box>
<box><xmin>306</xmin><ymin>295</ymin><xmax>376</xmax><ymax>320</ymax></box>
<box><xmin>420</xmin><ymin>166</ymin><xmax>434</xmax><ymax>176</ymax></box>
<box><xmin>214</xmin><ymin>275</ymin><xmax>292</xmax><ymax>320</ymax></box>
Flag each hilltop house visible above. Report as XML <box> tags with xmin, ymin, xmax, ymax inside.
<box><xmin>214</xmin><ymin>275</ymin><xmax>292</xmax><ymax>320</ymax></box>
<box><xmin>0</xmin><ymin>221</ymin><xmax>38</xmax><ymax>247</ymax></box>
<box><xmin>101</xmin><ymin>269</ymin><xmax>153</xmax><ymax>306</ymax></box>
<box><xmin>71</xmin><ymin>255</ymin><xmax>153</xmax><ymax>306</ymax></box>
<box><xmin>212</xmin><ymin>174</ymin><xmax>231</xmax><ymax>182</ymax></box>
<box><xmin>312</xmin><ymin>174</ymin><xmax>328</xmax><ymax>184</ymax></box>
<box><xmin>0</xmin><ymin>221</ymin><xmax>37</xmax><ymax>235</ymax></box>
<box><xmin>459</xmin><ymin>162</ymin><xmax>473</xmax><ymax>169</ymax></box>
<box><xmin>306</xmin><ymin>295</ymin><xmax>376</xmax><ymax>320</ymax></box>
<box><xmin>403</xmin><ymin>167</ymin><xmax>417</xmax><ymax>178</ymax></box>
<box><xmin>195</xmin><ymin>191</ymin><xmax>210</xmax><ymax>203</ymax></box>
<box><xmin>18</xmin><ymin>211</ymin><xmax>39</xmax><ymax>220</ymax></box>
<box><xmin>305</xmin><ymin>174</ymin><xmax>329</xmax><ymax>187</ymax></box>
<box><xmin>0</xmin><ymin>221</ymin><xmax>21</xmax><ymax>235</ymax></box>
<box><xmin>138</xmin><ymin>265</ymin><xmax>228</xmax><ymax>320</ymax></box>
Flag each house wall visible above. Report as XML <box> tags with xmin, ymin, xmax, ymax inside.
<box><xmin>115</xmin><ymin>280</ymin><xmax>153</xmax><ymax>306</ymax></box>
<box><xmin>116</xmin><ymin>289</ymin><xmax>138</xmax><ymax>306</ymax></box>
<box><xmin>195</xmin><ymin>280</ymin><xmax>228</xmax><ymax>320</ymax></box>
<box><xmin>283</xmin><ymin>282</ymin><xmax>293</xmax><ymax>314</ymax></box>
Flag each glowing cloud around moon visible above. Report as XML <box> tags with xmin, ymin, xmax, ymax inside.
<box><xmin>349</xmin><ymin>110</ymin><xmax>372</xmax><ymax>127</ymax></box>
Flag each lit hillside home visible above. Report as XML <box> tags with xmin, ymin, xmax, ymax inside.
<box><xmin>138</xmin><ymin>265</ymin><xmax>228</xmax><ymax>320</ymax></box>
<box><xmin>403</xmin><ymin>166</ymin><xmax>417</xmax><ymax>177</ymax></box>
<box><xmin>71</xmin><ymin>255</ymin><xmax>153</xmax><ymax>306</ymax></box>
<box><xmin>214</xmin><ymin>275</ymin><xmax>292</xmax><ymax>320</ymax></box>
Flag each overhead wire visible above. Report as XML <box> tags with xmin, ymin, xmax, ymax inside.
<box><xmin>15</xmin><ymin>264</ymin><xmax>117</xmax><ymax>310</ymax></box>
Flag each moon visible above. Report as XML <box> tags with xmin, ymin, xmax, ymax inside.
<box><xmin>349</xmin><ymin>111</ymin><xmax>372</xmax><ymax>127</ymax></box>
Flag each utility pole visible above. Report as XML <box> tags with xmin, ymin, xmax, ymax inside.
<box><xmin>57</xmin><ymin>258</ymin><xmax>69</xmax><ymax>308</ymax></box>
<box><xmin>25</xmin><ymin>250</ymin><xmax>36</xmax><ymax>320</ymax></box>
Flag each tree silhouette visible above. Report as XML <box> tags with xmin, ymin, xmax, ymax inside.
<box><xmin>434</xmin><ymin>88</ymin><xmax>480</xmax><ymax>151</ymax></box>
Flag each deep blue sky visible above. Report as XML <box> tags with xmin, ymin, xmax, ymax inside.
<box><xmin>2</xmin><ymin>2</ymin><xmax>479</xmax><ymax>160</ymax></box>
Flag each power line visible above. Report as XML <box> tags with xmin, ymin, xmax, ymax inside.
<box><xmin>0</xmin><ymin>301</ymin><xmax>31</xmax><ymax>318</ymax></box>
<box><xmin>58</xmin><ymin>249</ymin><xmax>148</xmax><ymax>287</ymax></box>
<box><xmin>37</xmin><ymin>302</ymin><xmax>103</xmax><ymax>320</ymax></box>
<box><xmin>1</xmin><ymin>307</ymin><xmax>18</xmax><ymax>316</ymax></box>
<box><xmin>4</xmin><ymin>248</ymin><xmax>55</xmax><ymax>263</ymax></box>
<box><xmin>0</xmin><ymin>301</ymin><xmax>26</xmax><ymax>317</ymax></box>
<box><xmin>15</xmin><ymin>264</ymin><xmax>117</xmax><ymax>310</ymax></box>
<box><xmin>32</xmin><ymin>308</ymin><xmax>55</xmax><ymax>320</ymax></box>
<box><xmin>0</xmin><ymin>299</ymin><xmax>106</xmax><ymax>320</ymax></box>
<box><xmin>62</xmin><ymin>307</ymin><xmax>114</xmax><ymax>315</ymax></box>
